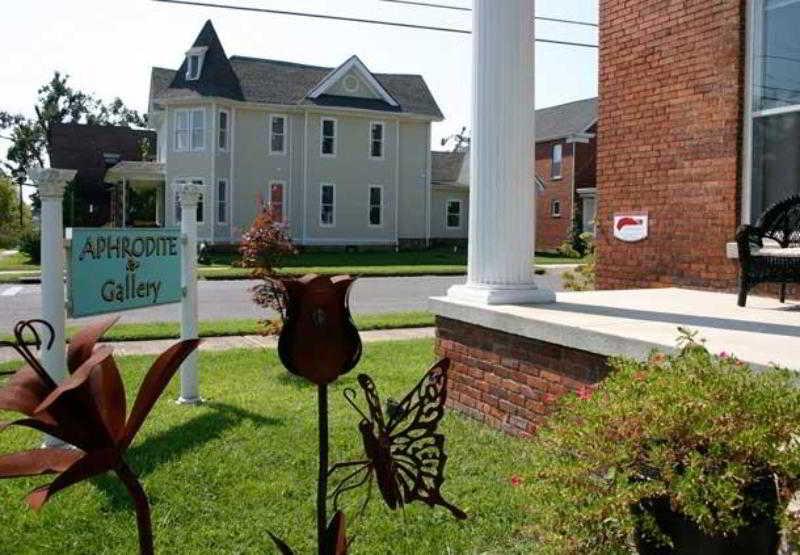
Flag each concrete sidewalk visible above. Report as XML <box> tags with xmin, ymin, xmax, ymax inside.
<box><xmin>0</xmin><ymin>327</ymin><xmax>436</xmax><ymax>363</ymax></box>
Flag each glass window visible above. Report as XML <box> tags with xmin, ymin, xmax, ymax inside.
<box><xmin>446</xmin><ymin>199</ymin><xmax>461</xmax><ymax>229</ymax></box>
<box><xmin>187</xmin><ymin>54</ymin><xmax>200</xmax><ymax>80</ymax></box>
<box><xmin>269</xmin><ymin>182</ymin><xmax>284</xmax><ymax>222</ymax></box>
<box><xmin>749</xmin><ymin>0</ymin><xmax>800</xmax><ymax>219</ymax></box>
<box><xmin>320</xmin><ymin>184</ymin><xmax>335</xmax><ymax>225</ymax></box>
<box><xmin>217</xmin><ymin>179</ymin><xmax>227</xmax><ymax>223</ymax></box>
<box><xmin>551</xmin><ymin>143</ymin><xmax>563</xmax><ymax>178</ymax></box>
<box><xmin>174</xmin><ymin>179</ymin><xmax>204</xmax><ymax>223</ymax></box>
<box><xmin>369</xmin><ymin>186</ymin><xmax>382</xmax><ymax>226</ymax></box>
<box><xmin>550</xmin><ymin>199</ymin><xmax>561</xmax><ymax>217</ymax></box>
<box><xmin>270</xmin><ymin>116</ymin><xmax>286</xmax><ymax>154</ymax></box>
<box><xmin>175</xmin><ymin>111</ymin><xmax>190</xmax><ymax>151</ymax></box>
<box><xmin>218</xmin><ymin>111</ymin><xmax>228</xmax><ymax>150</ymax></box>
<box><xmin>191</xmin><ymin>109</ymin><xmax>205</xmax><ymax>151</ymax></box>
<box><xmin>322</xmin><ymin>118</ymin><xmax>337</xmax><ymax>156</ymax></box>
<box><xmin>370</xmin><ymin>122</ymin><xmax>384</xmax><ymax>158</ymax></box>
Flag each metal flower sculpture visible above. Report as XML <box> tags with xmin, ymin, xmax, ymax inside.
<box><xmin>335</xmin><ymin>359</ymin><xmax>467</xmax><ymax>520</ymax></box>
<box><xmin>0</xmin><ymin>317</ymin><xmax>200</xmax><ymax>555</ymax></box>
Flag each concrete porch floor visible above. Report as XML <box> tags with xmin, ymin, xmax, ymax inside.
<box><xmin>431</xmin><ymin>288</ymin><xmax>800</xmax><ymax>371</ymax></box>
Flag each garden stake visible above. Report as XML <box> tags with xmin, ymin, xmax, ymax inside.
<box><xmin>0</xmin><ymin>317</ymin><xmax>200</xmax><ymax>555</ymax></box>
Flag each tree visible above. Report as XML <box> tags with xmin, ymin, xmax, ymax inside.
<box><xmin>0</xmin><ymin>176</ymin><xmax>32</xmax><ymax>248</ymax></box>
<box><xmin>0</xmin><ymin>71</ymin><xmax>147</xmax><ymax>221</ymax></box>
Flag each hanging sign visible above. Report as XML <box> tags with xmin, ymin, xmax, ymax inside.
<box><xmin>68</xmin><ymin>228</ymin><xmax>182</xmax><ymax>317</ymax></box>
<box><xmin>613</xmin><ymin>214</ymin><xmax>648</xmax><ymax>243</ymax></box>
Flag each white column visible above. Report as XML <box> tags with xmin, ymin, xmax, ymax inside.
<box><xmin>447</xmin><ymin>0</ymin><xmax>554</xmax><ymax>305</ymax></box>
<box><xmin>175</xmin><ymin>181</ymin><xmax>206</xmax><ymax>404</ymax></box>
<box><xmin>30</xmin><ymin>168</ymin><xmax>76</xmax><ymax>385</ymax></box>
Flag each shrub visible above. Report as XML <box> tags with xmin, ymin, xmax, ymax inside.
<box><xmin>562</xmin><ymin>231</ymin><xmax>596</xmax><ymax>291</ymax></box>
<box><xmin>18</xmin><ymin>229</ymin><xmax>41</xmax><ymax>264</ymax></box>
<box><xmin>524</xmin><ymin>332</ymin><xmax>800</xmax><ymax>553</ymax></box>
<box><xmin>239</xmin><ymin>205</ymin><xmax>297</xmax><ymax>316</ymax></box>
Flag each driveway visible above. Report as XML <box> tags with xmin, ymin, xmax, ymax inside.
<box><xmin>0</xmin><ymin>269</ymin><xmax>568</xmax><ymax>329</ymax></box>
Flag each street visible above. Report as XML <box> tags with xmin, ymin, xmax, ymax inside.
<box><xmin>0</xmin><ymin>269</ymin><xmax>568</xmax><ymax>329</ymax></box>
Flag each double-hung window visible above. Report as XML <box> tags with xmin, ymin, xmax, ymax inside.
<box><xmin>551</xmin><ymin>143</ymin><xmax>563</xmax><ymax>179</ymax></box>
<box><xmin>746</xmin><ymin>0</ymin><xmax>800</xmax><ymax>221</ymax></box>
<box><xmin>446</xmin><ymin>199</ymin><xmax>462</xmax><ymax>229</ymax></box>
<box><xmin>217</xmin><ymin>179</ymin><xmax>228</xmax><ymax>224</ymax></box>
<box><xmin>320</xmin><ymin>184</ymin><xmax>335</xmax><ymax>226</ymax></box>
<box><xmin>370</xmin><ymin>122</ymin><xmax>385</xmax><ymax>159</ymax></box>
<box><xmin>269</xmin><ymin>182</ymin><xmax>285</xmax><ymax>222</ymax></box>
<box><xmin>174</xmin><ymin>179</ymin><xmax>204</xmax><ymax>224</ymax></box>
<box><xmin>269</xmin><ymin>115</ymin><xmax>287</xmax><ymax>155</ymax></box>
<box><xmin>175</xmin><ymin>109</ymin><xmax>205</xmax><ymax>151</ymax></box>
<box><xmin>550</xmin><ymin>199</ymin><xmax>562</xmax><ymax>218</ymax></box>
<box><xmin>368</xmin><ymin>185</ymin><xmax>383</xmax><ymax>226</ymax></box>
<box><xmin>218</xmin><ymin>110</ymin><xmax>229</xmax><ymax>151</ymax></box>
<box><xmin>321</xmin><ymin>118</ymin><xmax>337</xmax><ymax>157</ymax></box>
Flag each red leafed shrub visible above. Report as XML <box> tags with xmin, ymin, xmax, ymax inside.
<box><xmin>239</xmin><ymin>205</ymin><xmax>297</xmax><ymax>316</ymax></box>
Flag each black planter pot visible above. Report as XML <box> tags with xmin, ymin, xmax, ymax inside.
<box><xmin>635</xmin><ymin>480</ymin><xmax>780</xmax><ymax>555</ymax></box>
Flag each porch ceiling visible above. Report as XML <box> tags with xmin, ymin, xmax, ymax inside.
<box><xmin>106</xmin><ymin>161</ymin><xmax>166</xmax><ymax>182</ymax></box>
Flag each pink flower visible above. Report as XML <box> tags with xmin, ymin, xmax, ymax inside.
<box><xmin>577</xmin><ymin>386</ymin><xmax>593</xmax><ymax>401</ymax></box>
<box><xmin>510</xmin><ymin>475</ymin><xmax>524</xmax><ymax>487</ymax></box>
<box><xmin>719</xmin><ymin>351</ymin><xmax>729</xmax><ymax>358</ymax></box>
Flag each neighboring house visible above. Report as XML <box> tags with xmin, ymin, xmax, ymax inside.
<box><xmin>430</xmin><ymin>151</ymin><xmax>469</xmax><ymax>243</ymax></box>
<box><xmin>596</xmin><ymin>0</ymin><xmax>794</xmax><ymax>292</ymax></box>
<box><xmin>534</xmin><ymin>98</ymin><xmax>597</xmax><ymax>252</ymax></box>
<box><xmin>48</xmin><ymin>123</ymin><xmax>157</xmax><ymax>227</ymax></box>
<box><xmin>137</xmin><ymin>20</ymin><xmax>443</xmax><ymax>247</ymax></box>
<box><xmin>431</xmin><ymin>98</ymin><xmax>598</xmax><ymax>252</ymax></box>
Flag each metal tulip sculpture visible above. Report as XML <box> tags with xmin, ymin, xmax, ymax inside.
<box><xmin>0</xmin><ymin>317</ymin><xmax>200</xmax><ymax>555</ymax></box>
<box><xmin>271</xmin><ymin>274</ymin><xmax>465</xmax><ymax>555</ymax></box>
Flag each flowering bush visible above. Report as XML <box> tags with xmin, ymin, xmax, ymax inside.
<box><xmin>524</xmin><ymin>333</ymin><xmax>800</xmax><ymax>553</ymax></box>
<box><xmin>239</xmin><ymin>205</ymin><xmax>297</xmax><ymax>318</ymax></box>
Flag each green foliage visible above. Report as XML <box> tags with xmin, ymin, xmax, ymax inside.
<box><xmin>557</xmin><ymin>219</ymin><xmax>589</xmax><ymax>259</ymax></box>
<box><xmin>0</xmin><ymin>177</ymin><xmax>32</xmax><ymax>248</ymax></box>
<box><xmin>523</xmin><ymin>334</ymin><xmax>800</xmax><ymax>553</ymax></box>
<box><xmin>562</xmin><ymin>231</ymin><xmax>596</xmax><ymax>291</ymax></box>
<box><xmin>17</xmin><ymin>229</ymin><xmax>41</xmax><ymax>264</ymax></box>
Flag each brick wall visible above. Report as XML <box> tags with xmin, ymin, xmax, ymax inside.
<box><xmin>596</xmin><ymin>0</ymin><xmax>745</xmax><ymax>290</ymax></box>
<box><xmin>535</xmin><ymin>139</ymin><xmax>575</xmax><ymax>252</ymax></box>
<box><xmin>436</xmin><ymin>316</ymin><xmax>610</xmax><ymax>436</ymax></box>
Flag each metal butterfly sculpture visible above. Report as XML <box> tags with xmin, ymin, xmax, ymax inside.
<box><xmin>0</xmin><ymin>317</ymin><xmax>199</xmax><ymax>555</ymax></box>
<box><xmin>333</xmin><ymin>359</ymin><xmax>467</xmax><ymax>521</ymax></box>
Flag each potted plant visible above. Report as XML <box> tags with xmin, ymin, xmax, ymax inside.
<box><xmin>524</xmin><ymin>331</ymin><xmax>800</xmax><ymax>554</ymax></box>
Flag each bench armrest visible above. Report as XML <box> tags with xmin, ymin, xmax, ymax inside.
<box><xmin>736</xmin><ymin>224</ymin><xmax>762</xmax><ymax>263</ymax></box>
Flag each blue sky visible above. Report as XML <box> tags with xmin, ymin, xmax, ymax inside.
<box><xmin>1</xmin><ymin>0</ymin><xmax>597</xmax><ymax>157</ymax></box>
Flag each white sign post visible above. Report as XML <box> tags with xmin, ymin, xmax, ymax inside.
<box><xmin>30</xmin><ymin>167</ymin><xmax>76</xmax><ymax>447</ymax></box>
<box><xmin>175</xmin><ymin>181</ymin><xmax>206</xmax><ymax>404</ymax></box>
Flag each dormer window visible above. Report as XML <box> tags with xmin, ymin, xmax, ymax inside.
<box><xmin>185</xmin><ymin>47</ymin><xmax>208</xmax><ymax>81</ymax></box>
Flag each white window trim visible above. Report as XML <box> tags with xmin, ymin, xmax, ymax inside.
<box><xmin>369</xmin><ymin>121</ymin><xmax>386</xmax><ymax>160</ymax></box>
<box><xmin>368</xmin><ymin>185</ymin><xmax>384</xmax><ymax>228</ymax></box>
<box><xmin>218</xmin><ymin>109</ymin><xmax>230</xmax><ymax>152</ymax></box>
<box><xmin>445</xmin><ymin>198</ymin><xmax>462</xmax><ymax>229</ymax></box>
<box><xmin>173</xmin><ymin>178</ymin><xmax>205</xmax><ymax>225</ymax></box>
<box><xmin>551</xmin><ymin>143</ymin><xmax>563</xmax><ymax>180</ymax></box>
<box><xmin>185</xmin><ymin>46</ymin><xmax>208</xmax><ymax>81</ymax></box>
<box><xmin>269</xmin><ymin>114</ymin><xmax>288</xmax><ymax>155</ymax></box>
<box><xmin>216</xmin><ymin>178</ymin><xmax>228</xmax><ymax>224</ymax></box>
<box><xmin>320</xmin><ymin>117</ymin><xmax>338</xmax><ymax>158</ymax></box>
<box><xmin>320</xmin><ymin>183</ymin><xmax>336</xmax><ymax>227</ymax></box>
<box><xmin>550</xmin><ymin>199</ymin><xmax>562</xmax><ymax>218</ymax></box>
<box><xmin>268</xmin><ymin>180</ymin><xmax>287</xmax><ymax>223</ymax></box>
<box><xmin>174</xmin><ymin>108</ymin><xmax>206</xmax><ymax>152</ymax></box>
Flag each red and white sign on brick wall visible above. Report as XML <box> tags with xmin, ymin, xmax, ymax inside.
<box><xmin>613</xmin><ymin>214</ymin><xmax>648</xmax><ymax>243</ymax></box>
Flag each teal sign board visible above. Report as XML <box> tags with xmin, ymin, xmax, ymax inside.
<box><xmin>68</xmin><ymin>228</ymin><xmax>182</xmax><ymax>317</ymax></box>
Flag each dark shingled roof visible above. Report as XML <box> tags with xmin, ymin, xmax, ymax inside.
<box><xmin>535</xmin><ymin>97</ymin><xmax>597</xmax><ymax>141</ymax></box>
<box><xmin>150</xmin><ymin>21</ymin><xmax>442</xmax><ymax>119</ymax></box>
<box><xmin>431</xmin><ymin>151</ymin><xmax>467</xmax><ymax>184</ymax></box>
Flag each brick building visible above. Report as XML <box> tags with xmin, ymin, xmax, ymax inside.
<box><xmin>596</xmin><ymin>0</ymin><xmax>800</xmax><ymax>291</ymax></box>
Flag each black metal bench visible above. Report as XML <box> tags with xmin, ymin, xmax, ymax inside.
<box><xmin>736</xmin><ymin>195</ymin><xmax>800</xmax><ymax>307</ymax></box>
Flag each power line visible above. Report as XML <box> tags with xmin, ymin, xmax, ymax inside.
<box><xmin>152</xmin><ymin>0</ymin><xmax>599</xmax><ymax>49</ymax></box>
<box><xmin>379</xmin><ymin>0</ymin><xmax>599</xmax><ymax>28</ymax></box>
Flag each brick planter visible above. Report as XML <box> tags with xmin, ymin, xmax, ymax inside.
<box><xmin>436</xmin><ymin>316</ymin><xmax>611</xmax><ymax>436</ymax></box>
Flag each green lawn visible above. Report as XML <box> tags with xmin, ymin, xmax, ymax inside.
<box><xmin>0</xmin><ymin>340</ymin><xmax>539</xmax><ymax>553</ymax></box>
<box><xmin>0</xmin><ymin>252</ymin><xmax>38</xmax><ymax>272</ymax></box>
